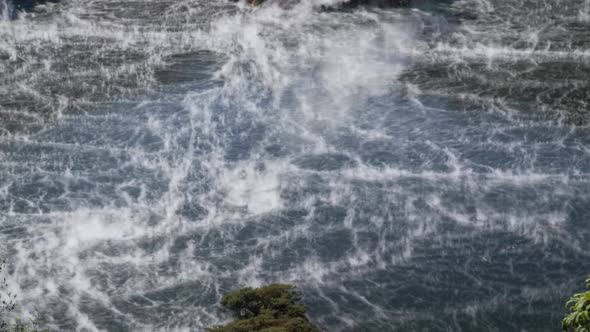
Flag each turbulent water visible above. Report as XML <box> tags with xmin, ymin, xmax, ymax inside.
<box><xmin>1</xmin><ymin>0</ymin><xmax>590</xmax><ymax>331</ymax></box>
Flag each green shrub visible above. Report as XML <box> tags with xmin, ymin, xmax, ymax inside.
<box><xmin>2</xmin><ymin>319</ymin><xmax>49</xmax><ymax>332</ymax></box>
<box><xmin>208</xmin><ymin>284</ymin><xmax>320</xmax><ymax>332</ymax></box>
<box><xmin>563</xmin><ymin>276</ymin><xmax>590</xmax><ymax>332</ymax></box>
<box><xmin>1</xmin><ymin>261</ymin><xmax>17</xmax><ymax>332</ymax></box>
<box><xmin>1</xmin><ymin>262</ymin><xmax>49</xmax><ymax>332</ymax></box>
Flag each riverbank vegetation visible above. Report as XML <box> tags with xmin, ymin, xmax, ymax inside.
<box><xmin>0</xmin><ymin>262</ymin><xmax>47</xmax><ymax>332</ymax></box>
<box><xmin>563</xmin><ymin>275</ymin><xmax>590</xmax><ymax>332</ymax></box>
<box><xmin>208</xmin><ymin>284</ymin><xmax>320</xmax><ymax>332</ymax></box>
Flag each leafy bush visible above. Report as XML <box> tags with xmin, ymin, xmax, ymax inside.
<box><xmin>208</xmin><ymin>284</ymin><xmax>320</xmax><ymax>332</ymax></box>
<box><xmin>0</xmin><ymin>262</ymin><xmax>48</xmax><ymax>332</ymax></box>
<box><xmin>563</xmin><ymin>276</ymin><xmax>590</xmax><ymax>332</ymax></box>
<box><xmin>1</xmin><ymin>261</ymin><xmax>17</xmax><ymax>332</ymax></box>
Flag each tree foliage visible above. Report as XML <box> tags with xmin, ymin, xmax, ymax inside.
<box><xmin>1</xmin><ymin>261</ymin><xmax>17</xmax><ymax>332</ymax></box>
<box><xmin>208</xmin><ymin>284</ymin><xmax>320</xmax><ymax>332</ymax></box>
<box><xmin>563</xmin><ymin>276</ymin><xmax>590</xmax><ymax>332</ymax></box>
<box><xmin>0</xmin><ymin>262</ymin><xmax>48</xmax><ymax>332</ymax></box>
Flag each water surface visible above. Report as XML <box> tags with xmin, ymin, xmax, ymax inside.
<box><xmin>1</xmin><ymin>0</ymin><xmax>590</xmax><ymax>331</ymax></box>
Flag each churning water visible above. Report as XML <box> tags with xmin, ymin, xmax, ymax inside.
<box><xmin>1</xmin><ymin>0</ymin><xmax>590</xmax><ymax>330</ymax></box>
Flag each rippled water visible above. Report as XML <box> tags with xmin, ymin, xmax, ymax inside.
<box><xmin>1</xmin><ymin>0</ymin><xmax>590</xmax><ymax>331</ymax></box>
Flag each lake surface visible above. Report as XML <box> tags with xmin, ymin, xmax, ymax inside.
<box><xmin>1</xmin><ymin>0</ymin><xmax>590</xmax><ymax>331</ymax></box>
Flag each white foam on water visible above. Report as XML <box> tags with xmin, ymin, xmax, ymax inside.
<box><xmin>222</xmin><ymin>161</ymin><xmax>285</xmax><ymax>214</ymax></box>
<box><xmin>581</xmin><ymin>0</ymin><xmax>590</xmax><ymax>22</ymax></box>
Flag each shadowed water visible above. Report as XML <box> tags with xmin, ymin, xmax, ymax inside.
<box><xmin>1</xmin><ymin>0</ymin><xmax>590</xmax><ymax>331</ymax></box>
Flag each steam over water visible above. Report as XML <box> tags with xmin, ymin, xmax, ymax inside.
<box><xmin>1</xmin><ymin>0</ymin><xmax>590</xmax><ymax>331</ymax></box>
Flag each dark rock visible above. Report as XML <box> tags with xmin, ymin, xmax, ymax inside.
<box><xmin>1</xmin><ymin>0</ymin><xmax>59</xmax><ymax>18</ymax></box>
<box><xmin>13</xmin><ymin>0</ymin><xmax>59</xmax><ymax>11</ymax></box>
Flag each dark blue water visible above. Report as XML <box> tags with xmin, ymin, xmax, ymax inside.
<box><xmin>1</xmin><ymin>0</ymin><xmax>590</xmax><ymax>331</ymax></box>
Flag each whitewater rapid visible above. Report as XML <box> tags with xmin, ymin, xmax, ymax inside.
<box><xmin>1</xmin><ymin>0</ymin><xmax>590</xmax><ymax>331</ymax></box>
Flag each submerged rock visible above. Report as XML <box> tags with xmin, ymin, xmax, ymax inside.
<box><xmin>1</xmin><ymin>0</ymin><xmax>59</xmax><ymax>18</ymax></box>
